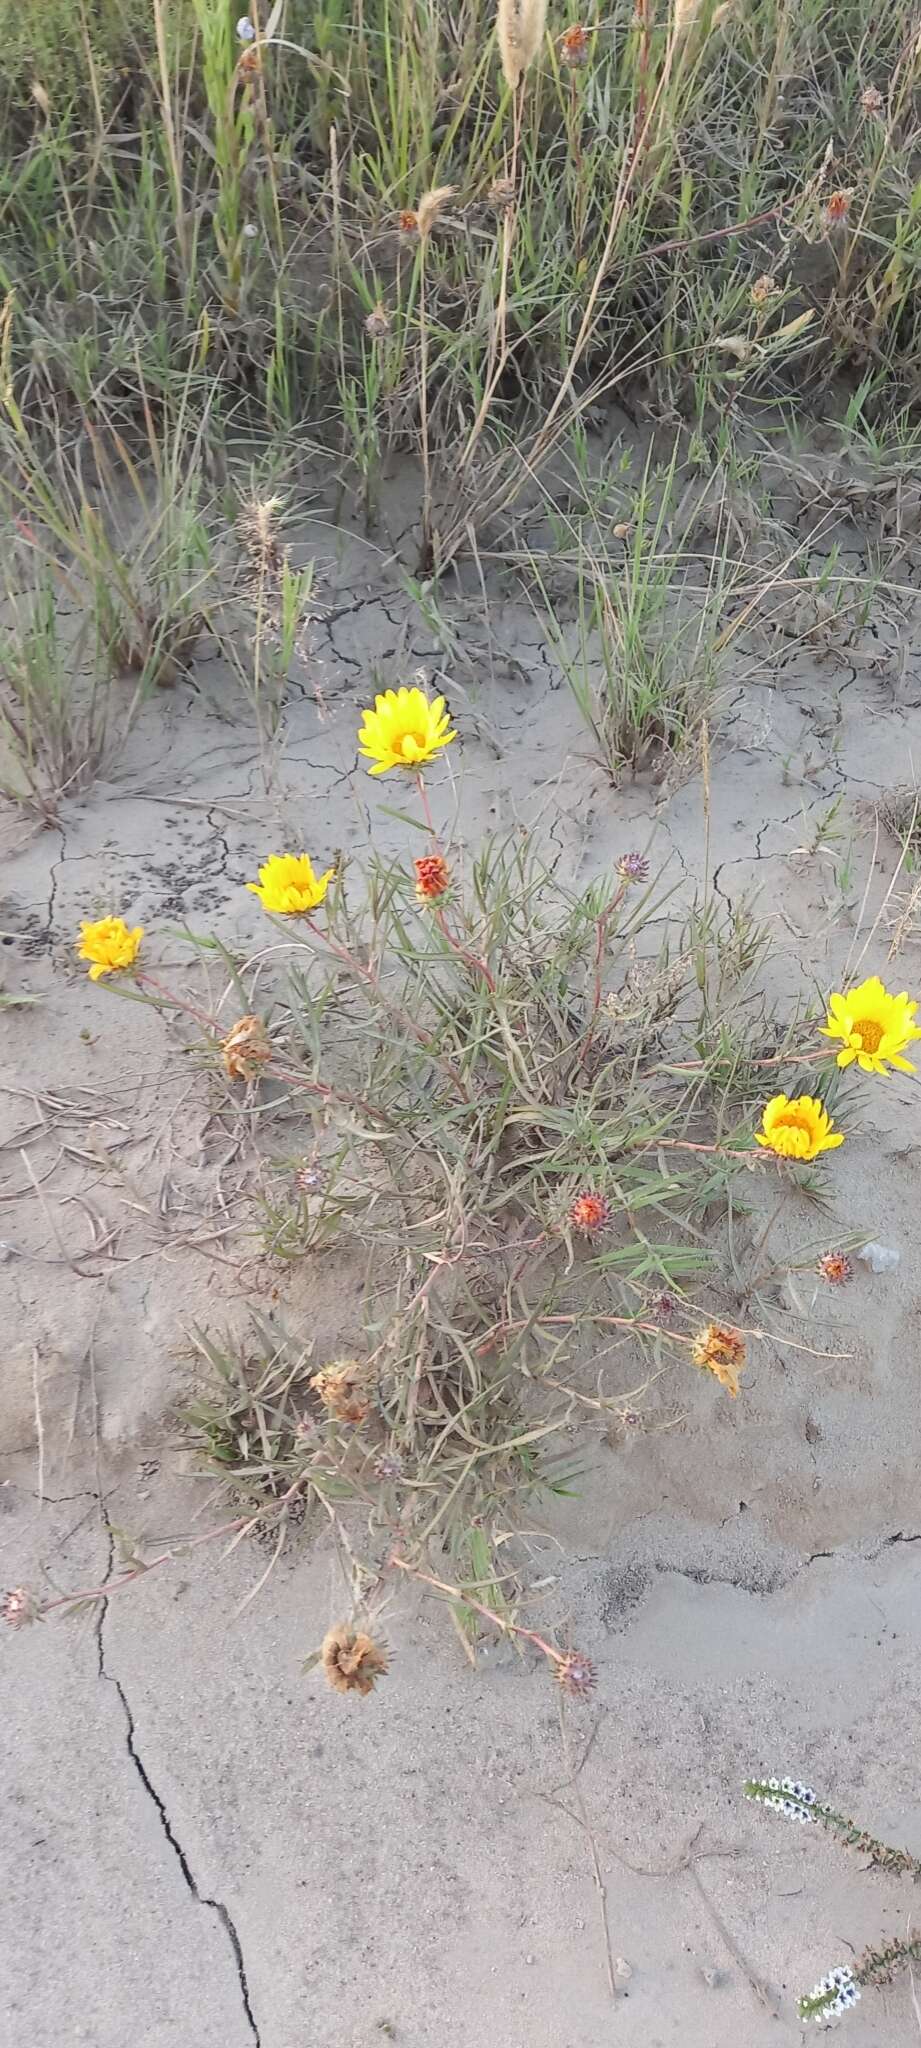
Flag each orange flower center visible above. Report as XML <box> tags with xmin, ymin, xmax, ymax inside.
<box><xmin>775</xmin><ymin>1109</ymin><xmax>812</xmax><ymax>1135</ymax></box>
<box><xmin>852</xmin><ymin>1017</ymin><xmax>883</xmax><ymax>1052</ymax></box>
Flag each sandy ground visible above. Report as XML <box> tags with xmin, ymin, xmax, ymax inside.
<box><xmin>4</xmin><ymin>468</ymin><xmax>921</xmax><ymax>2046</ymax></box>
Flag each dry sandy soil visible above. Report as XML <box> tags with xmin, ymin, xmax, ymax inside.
<box><xmin>4</xmin><ymin>453</ymin><xmax>921</xmax><ymax>2046</ymax></box>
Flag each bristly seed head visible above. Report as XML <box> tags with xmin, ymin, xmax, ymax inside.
<box><xmin>616</xmin><ymin>851</ymin><xmax>649</xmax><ymax>885</ymax></box>
<box><xmin>750</xmin><ymin>272</ymin><xmax>779</xmax><ymax>308</ymax></box>
<box><xmin>817</xmin><ymin>1249</ymin><xmax>852</xmax><ymax>1285</ymax></box>
<box><xmin>568</xmin><ymin>1190</ymin><xmax>612</xmax><ymax>1235</ymax></box>
<box><xmin>414</xmin><ymin>853</ymin><xmax>450</xmax><ymax>902</ymax></box>
<box><xmin>556</xmin><ymin>1650</ymin><xmax>597</xmax><ymax>1697</ymax></box>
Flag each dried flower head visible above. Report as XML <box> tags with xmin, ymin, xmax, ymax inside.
<box><xmin>221</xmin><ymin>1014</ymin><xmax>272</xmax><ymax>1081</ymax></box>
<box><xmin>750</xmin><ymin>273</ymin><xmax>779</xmax><ymax>308</ymax></box>
<box><xmin>556</xmin><ymin>1650</ymin><xmax>597</xmax><ymax>1697</ymax></box>
<box><xmin>238</xmin><ymin>45</ymin><xmax>261</xmax><ymax>75</ymax></box>
<box><xmin>2</xmin><ymin>1586</ymin><xmax>40</xmax><ymax>1628</ymax></box>
<box><xmin>373</xmin><ymin>1449</ymin><xmax>404</xmax><ymax>1482</ymax></box>
<box><xmin>692</xmin><ymin>1322</ymin><xmax>746</xmax><ymax>1396</ymax></box>
<box><xmin>311</xmin><ymin>1358</ymin><xmax>374</xmax><ymax>1424</ymax></box>
<box><xmin>616</xmin><ymin>851</ymin><xmax>649</xmax><ymax>886</ymax></box>
<box><xmin>817</xmin><ymin>1250</ymin><xmax>852</xmax><ymax>1286</ymax></box>
<box><xmin>859</xmin><ymin>84</ymin><xmax>884</xmax><ymax>115</ymax></box>
<box><xmin>648</xmin><ymin>1288</ymin><xmax>678</xmax><ymax>1322</ymax></box>
<box><xmin>496</xmin><ymin>0</ymin><xmax>548</xmax><ymax>91</ymax></box>
<box><xmin>825</xmin><ymin>187</ymin><xmax>854</xmax><ymax>226</ymax></box>
<box><xmin>559</xmin><ymin>23</ymin><xmax>591</xmax><ymax>65</ymax></box>
<box><xmin>487</xmin><ymin>175</ymin><xmax>517</xmax><ymax>214</ymax></box>
<box><xmin>414</xmin><ymin>853</ymin><xmax>450</xmax><ymax>902</ymax></box>
<box><xmin>364</xmin><ymin>302</ymin><xmax>391</xmax><ymax>341</ymax></box>
<box><xmin>568</xmin><ymin>1190</ymin><xmax>612</xmax><ymax>1235</ymax></box>
<box><xmin>321</xmin><ymin>1623</ymin><xmax>389</xmax><ymax>1695</ymax></box>
<box><xmin>398</xmin><ymin>208</ymin><xmax>420</xmax><ymax>237</ymax></box>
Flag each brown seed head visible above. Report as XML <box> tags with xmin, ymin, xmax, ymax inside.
<box><xmin>321</xmin><ymin>1623</ymin><xmax>389</xmax><ymax>1695</ymax></box>
<box><xmin>692</xmin><ymin>1322</ymin><xmax>746</xmax><ymax>1396</ymax></box>
<box><xmin>750</xmin><ymin>273</ymin><xmax>779</xmax><ymax>309</ymax></box>
<box><xmin>221</xmin><ymin>1013</ymin><xmax>272</xmax><ymax>1081</ymax></box>
<box><xmin>2</xmin><ymin>1586</ymin><xmax>40</xmax><ymax>1628</ymax></box>
<box><xmin>556</xmin><ymin>1649</ymin><xmax>597</xmax><ymax>1697</ymax></box>
<box><xmin>310</xmin><ymin>1358</ymin><xmax>374</xmax><ymax>1424</ymax></box>
<box><xmin>414</xmin><ymin>853</ymin><xmax>450</xmax><ymax>902</ymax></box>
<box><xmin>560</xmin><ymin>23</ymin><xmax>591</xmax><ymax>65</ymax></box>
<box><xmin>487</xmin><ymin>175</ymin><xmax>517</xmax><ymax>215</ymax></box>
<box><xmin>364</xmin><ymin>302</ymin><xmax>392</xmax><ymax>341</ymax></box>
<box><xmin>398</xmin><ymin>209</ymin><xmax>419</xmax><ymax>237</ymax></box>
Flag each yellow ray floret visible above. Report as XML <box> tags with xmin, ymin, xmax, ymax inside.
<box><xmin>819</xmin><ymin>974</ymin><xmax>921</xmax><ymax>1076</ymax></box>
<box><xmin>357</xmin><ymin>686</ymin><xmax>456</xmax><ymax>775</ymax></box>
<box><xmin>755</xmin><ymin>1094</ymin><xmax>844</xmax><ymax>1161</ymax></box>
<box><xmin>77</xmin><ymin>916</ymin><xmax>143</xmax><ymax>981</ymax></box>
<box><xmin>246</xmin><ymin>853</ymin><xmax>334</xmax><ymax>914</ymax></box>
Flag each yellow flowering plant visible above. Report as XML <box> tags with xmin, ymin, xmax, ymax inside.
<box><xmin>819</xmin><ymin>975</ymin><xmax>921</xmax><ymax>1076</ymax></box>
<box><xmin>77</xmin><ymin>916</ymin><xmax>143</xmax><ymax>981</ymax></box>
<box><xmin>755</xmin><ymin>1094</ymin><xmax>844</xmax><ymax>1162</ymax></box>
<box><xmin>246</xmin><ymin>853</ymin><xmax>334</xmax><ymax>915</ymax></box>
<box><xmin>357</xmin><ymin>686</ymin><xmax>455</xmax><ymax>775</ymax></box>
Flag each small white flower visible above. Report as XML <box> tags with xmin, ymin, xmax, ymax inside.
<box><xmin>782</xmin><ymin>1777</ymin><xmax>795</xmax><ymax>1793</ymax></box>
<box><xmin>242</xmin><ymin>222</ymin><xmax>259</xmax><ymax>238</ymax></box>
<box><xmin>237</xmin><ymin>15</ymin><xmax>256</xmax><ymax>38</ymax></box>
<box><xmin>768</xmin><ymin>1777</ymin><xmax>780</xmax><ymax>1791</ymax></box>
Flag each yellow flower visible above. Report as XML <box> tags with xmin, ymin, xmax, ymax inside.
<box><xmin>692</xmin><ymin>1323</ymin><xmax>746</xmax><ymax>1397</ymax></box>
<box><xmin>77</xmin><ymin>916</ymin><xmax>143</xmax><ymax>981</ymax></box>
<box><xmin>357</xmin><ymin>686</ymin><xmax>456</xmax><ymax>775</ymax></box>
<box><xmin>755</xmin><ymin>1094</ymin><xmax>844</xmax><ymax>1161</ymax></box>
<box><xmin>819</xmin><ymin>974</ymin><xmax>921</xmax><ymax>1076</ymax></box>
<box><xmin>246</xmin><ymin>853</ymin><xmax>334</xmax><ymax>915</ymax></box>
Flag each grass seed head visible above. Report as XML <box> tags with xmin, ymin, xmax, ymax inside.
<box><xmin>496</xmin><ymin>0</ymin><xmax>548</xmax><ymax>91</ymax></box>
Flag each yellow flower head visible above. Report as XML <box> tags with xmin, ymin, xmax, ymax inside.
<box><xmin>357</xmin><ymin>686</ymin><xmax>456</xmax><ymax>775</ymax></box>
<box><xmin>692</xmin><ymin>1323</ymin><xmax>746</xmax><ymax>1397</ymax></box>
<box><xmin>755</xmin><ymin>1094</ymin><xmax>844</xmax><ymax>1161</ymax></box>
<box><xmin>77</xmin><ymin>916</ymin><xmax>143</xmax><ymax>981</ymax></box>
<box><xmin>819</xmin><ymin>974</ymin><xmax>921</xmax><ymax>1076</ymax></box>
<box><xmin>246</xmin><ymin>853</ymin><xmax>334</xmax><ymax>915</ymax></box>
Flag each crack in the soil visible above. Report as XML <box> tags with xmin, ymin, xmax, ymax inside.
<box><xmin>95</xmin><ymin>1519</ymin><xmax>260</xmax><ymax>2045</ymax></box>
